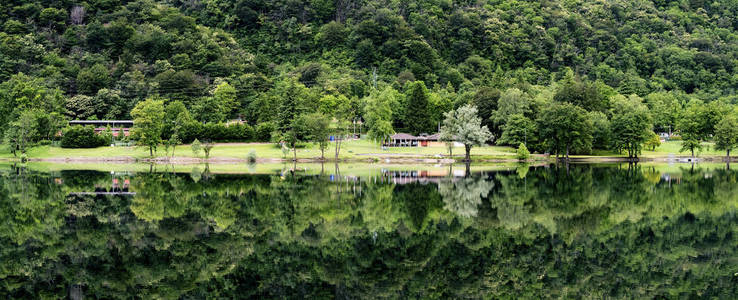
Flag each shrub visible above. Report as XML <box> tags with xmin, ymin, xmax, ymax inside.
<box><xmin>247</xmin><ymin>150</ymin><xmax>257</xmax><ymax>163</ymax></box>
<box><xmin>191</xmin><ymin>138</ymin><xmax>202</xmax><ymax>157</ymax></box>
<box><xmin>516</xmin><ymin>143</ymin><xmax>530</xmax><ymax>161</ymax></box>
<box><xmin>255</xmin><ymin>122</ymin><xmax>275</xmax><ymax>142</ymax></box>
<box><xmin>61</xmin><ymin>126</ymin><xmax>110</xmax><ymax>148</ymax></box>
<box><xmin>179</xmin><ymin>122</ymin><xmax>254</xmax><ymax>143</ymax></box>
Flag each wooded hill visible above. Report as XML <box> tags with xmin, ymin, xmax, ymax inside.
<box><xmin>3</xmin><ymin>0</ymin><xmax>738</xmax><ymax>156</ymax></box>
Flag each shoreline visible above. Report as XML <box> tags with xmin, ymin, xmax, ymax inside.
<box><xmin>5</xmin><ymin>154</ymin><xmax>736</xmax><ymax>165</ymax></box>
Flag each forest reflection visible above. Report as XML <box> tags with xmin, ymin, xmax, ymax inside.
<box><xmin>0</xmin><ymin>163</ymin><xmax>736</xmax><ymax>298</ymax></box>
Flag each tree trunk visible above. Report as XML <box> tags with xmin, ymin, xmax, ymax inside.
<box><xmin>150</xmin><ymin>146</ymin><xmax>153</xmax><ymax>157</ymax></box>
<box><xmin>566</xmin><ymin>144</ymin><xmax>570</xmax><ymax>160</ymax></box>
<box><xmin>464</xmin><ymin>144</ymin><xmax>471</xmax><ymax>162</ymax></box>
<box><xmin>321</xmin><ymin>148</ymin><xmax>325</xmax><ymax>161</ymax></box>
<box><xmin>725</xmin><ymin>149</ymin><xmax>730</xmax><ymax>161</ymax></box>
<box><xmin>691</xmin><ymin>148</ymin><xmax>695</xmax><ymax>157</ymax></box>
<box><xmin>293</xmin><ymin>147</ymin><xmax>297</xmax><ymax>162</ymax></box>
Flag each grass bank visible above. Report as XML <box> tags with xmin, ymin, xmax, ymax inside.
<box><xmin>0</xmin><ymin>140</ymin><xmax>732</xmax><ymax>164</ymax></box>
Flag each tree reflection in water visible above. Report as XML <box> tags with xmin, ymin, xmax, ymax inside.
<box><xmin>0</xmin><ymin>164</ymin><xmax>736</xmax><ymax>298</ymax></box>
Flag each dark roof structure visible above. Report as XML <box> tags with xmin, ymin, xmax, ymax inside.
<box><xmin>389</xmin><ymin>133</ymin><xmax>419</xmax><ymax>140</ymax></box>
<box><xmin>69</xmin><ymin>120</ymin><xmax>133</xmax><ymax>125</ymax></box>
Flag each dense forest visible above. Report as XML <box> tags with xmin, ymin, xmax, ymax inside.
<box><xmin>3</xmin><ymin>0</ymin><xmax>738</xmax><ymax>156</ymax></box>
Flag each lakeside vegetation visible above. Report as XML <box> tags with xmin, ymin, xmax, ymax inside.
<box><xmin>3</xmin><ymin>1</ymin><xmax>738</xmax><ymax>162</ymax></box>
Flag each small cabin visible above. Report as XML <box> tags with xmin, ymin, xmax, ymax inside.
<box><xmin>385</xmin><ymin>133</ymin><xmax>420</xmax><ymax>147</ymax></box>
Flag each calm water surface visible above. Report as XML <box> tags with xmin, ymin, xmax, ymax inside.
<box><xmin>1</xmin><ymin>163</ymin><xmax>736</xmax><ymax>298</ymax></box>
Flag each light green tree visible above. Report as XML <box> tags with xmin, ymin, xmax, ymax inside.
<box><xmin>609</xmin><ymin>95</ymin><xmax>652</xmax><ymax>159</ymax></box>
<box><xmin>130</xmin><ymin>99</ymin><xmax>165</xmax><ymax>157</ymax></box>
<box><xmin>677</xmin><ymin>102</ymin><xmax>706</xmax><ymax>157</ymax></box>
<box><xmin>3</xmin><ymin>110</ymin><xmax>38</xmax><ymax>157</ymax></box>
<box><xmin>440</xmin><ymin>104</ymin><xmax>492</xmax><ymax>161</ymax></box>
<box><xmin>299</xmin><ymin>112</ymin><xmax>331</xmax><ymax>160</ymax></box>
<box><xmin>714</xmin><ymin>114</ymin><xmax>738</xmax><ymax>160</ymax></box>
<box><xmin>191</xmin><ymin>138</ymin><xmax>202</xmax><ymax>157</ymax></box>
<box><xmin>643</xmin><ymin>131</ymin><xmax>661</xmax><ymax>151</ymax></box>
<box><xmin>365</xmin><ymin>88</ymin><xmax>396</xmax><ymax>146</ymax></box>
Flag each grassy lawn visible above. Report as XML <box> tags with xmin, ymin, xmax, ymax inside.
<box><xmin>0</xmin><ymin>139</ymin><xmax>518</xmax><ymax>160</ymax></box>
<box><xmin>0</xmin><ymin>140</ymin><xmax>728</xmax><ymax>161</ymax></box>
<box><xmin>585</xmin><ymin>141</ymin><xmax>726</xmax><ymax>157</ymax></box>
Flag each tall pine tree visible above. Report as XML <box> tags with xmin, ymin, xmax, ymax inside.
<box><xmin>404</xmin><ymin>81</ymin><xmax>433</xmax><ymax>135</ymax></box>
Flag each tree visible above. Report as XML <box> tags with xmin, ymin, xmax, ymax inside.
<box><xmin>589</xmin><ymin>111</ymin><xmax>611</xmax><ymax>150</ymax></box>
<box><xmin>677</xmin><ymin>103</ymin><xmax>707</xmax><ymax>157</ymax></box>
<box><xmin>644</xmin><ymin>131</ymin><xmax>661</xmax><ymax>151</ymax></box>
<box><xmin>440</xmin><ymin>104</ymin><xmax>492</xmax><ymax>161</ymax></box>
<box><xmin>472</xmin><ymin>87</ymin><xmax>501</xmax><ymax>136</ymax></box>
<box><xmin>645</xmin><ymin>92</ymin><xmax>681</xmax><ymax>134</ymax></box>
<box><xmin>275</xmin><ymin>80</ymin><xmax>309</xmax><ymax>159</ymax></box>
<box><xmin>365</xmin><ymin>88</ymin><xmax>396</xmax><ymax>146</ymax></box>
<box><xmin>76</xmin><ymin>64</ymin><xmax>110</xmax><ymax>95</ymax></box>
<box><xmin>554</xmin><ymin>79</ymin><xmax>609</xmax><ymax>112</ymax></box>
<box><xmin>609</xmin><ymin>95</ymin><xmax>652</xmax><ymax>159</ymax></box>
<box><xmin>3</xmin><ymin>110</ymin><xmax>37</xmax><ymax>157</ymax></box>
<box><xmin>497</xmin><ymin>114</ymin><xmax>536</xmax><ymax>148</ymax></box>
<box><xmin>516</xmin><ymin>143</ymin><xmax>530</xmax><ymax>161</ymax></box>
<box><xmin>0</xmin><ymin>73</ymin><xmax>65</xmax><ymax>136</ymax></box>
<box><xmin>491</xmin><ymin>88</ymin><xmax>532</xmax><ymax>129</ymax></box>
<box><xmin>65</xmin><ymin>95</ymin><xmax>99</xmax><ymax>119</ymax></box>
<box><xmin>202</xmin><ymin>141</ymin><xmax>214</xmax><ymax>159</ymax></box>
<box><xmin>130</xmin><ymin>99</ymin><xmax>165</xmax><ymax>157</ymax></box>
<box><xmin>210</xmin><ymin>82</ymin><xmax>238</xmax><ymax>121</ymax></box>
<box><xmin>404</xmin><ymin>81</ymin><xmax>433</xmax><ymax>135</ymax></box>
<box><xmin>299</xmin><ymin>113</ymin><xmax>331</xmax><ymax>160</ymax></box>
<box><xmin>191</xmin><ymin>138</ymin><xmax>202</xmax><ymax>157</ymax></box>
<box><xmin>714</xmin><ymin>114</ymin><xmax>738</xmax><ymax>160</ymax></box>
<box><xmin>537</xmin><ymin>102</ymin><xmax>593</xmax><ymax>159</ymax></box>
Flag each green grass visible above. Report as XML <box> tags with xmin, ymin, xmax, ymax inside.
<box><xmin>585</xmin><ymin>141</ymin><xmax>726</xmax><ymax>157</ymax></box>
<box><xmin>0</xmin><ymin>140</ymin><xmax>730</xmax><ymax>162</ymax></box>
<box><xmin>0</xmin><ymin>139</ymin><xmax>518</xmax><ymax>160</ymax></box>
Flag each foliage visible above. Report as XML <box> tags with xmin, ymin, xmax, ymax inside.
<box><xmin>365</xmin><ymin>87</ymin><xmax>396</xmax><ymax>145</ymax></box>
<box><xmin>60</xmin><ymin>125</ymin><xmax>110</xmax><ymax>148</ymax></box>
<box><xmin>537</xmin><ymin>102</ymin><xmax>593</xmax><ymax>158</ymax></box>
<box><xmin>191</xmin><ymin>138</ymin><xmax>202</xmax><ymax>157</ymax></box>
<box><xmin>131</xmin><ymin>99</ymin><xmax>165</xmax><ymax>156</ymax></box>
<box><xmin>4</xmin><ymin>110</ymin><xmax>38</xmax><ymax>155</ymax></box>
<box><xmin>714</xmin><ymin>114</ymin><xmax>738</xmax><ymax>158</ymax></box>
<box><xmin>3</xmin><ymin>0</ymin><xmax>738</xmax><ymax>159</ymax></box>
<box><xmin>609</xmin><ymin>95</ymin><xmax>652</xmax><ymax>158</ymax></box>
<box><xmin>644</xmin><ymin>131</ymin><xmax>661</xmax><ymax>152</ymax></box>
<box><xmin>516</xmin><ymin>143</ymin><xmax>530</xmax><ymax>161</ymax></box>
<box><xmin>202</xmin><ymin>141</ymin><xmax>214</xmax><ymax>159</ymax></box>
<box><xmin>440</xmin><ymin>104</ymin><xmax>492</xmax><ymax>161</ymax></box>
<box><xmin>298</xmin><ymin>112</ymin><xmax>331</xmax><ymax>159</ymax></box>
<box><xmin>404</xmin><ymin>81</ymin><xmax>433</xmax><ymax>135</ymax></box>
<box><xmin>498</xmin><ymin>114</ymin><xmax>536</xmax><ymax>148</ymax></box>
<box><xmin>677</xmin><ymin>102</ymin><xmax>708</xmax><ymax>157</ymax></box>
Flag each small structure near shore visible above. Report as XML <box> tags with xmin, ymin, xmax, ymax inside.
<box><xmin>384</xmin><ymin>133</ymin><xmax>446</xmax><ymax>147</ymax></box>
<box><xmin>68</xmin><ymin>120</ymin><xmax>133</xmax><ymax>137</ymax></box>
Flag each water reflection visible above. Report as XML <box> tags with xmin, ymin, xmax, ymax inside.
<box><xmin>0</xmin><ymin>163</ymin><xmax>736</xmax><ymax>298</ymax></box>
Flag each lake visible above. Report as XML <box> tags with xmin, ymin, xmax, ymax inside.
<box><xmin>0</xmin><ymin>162</ymin><xmax>736</xmax><ymax>298</ymax></box>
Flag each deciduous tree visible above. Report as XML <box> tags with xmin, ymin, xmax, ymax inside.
<box><xmin>440</xmin><ymin>104</ymin><xmax>492</xmax><ymax>161</ymax></box>
<box><xmin>131</xmin><ymin>99</ymin><xmax>165</xmax><ymax>157</ymax></box>
<box><xmin>537</xmin><ymin>102</ymin><xmax>593</xmax><ymax>159</ymax></box>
